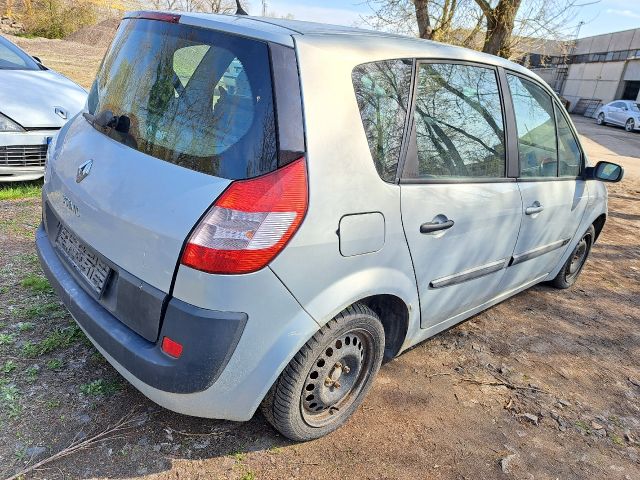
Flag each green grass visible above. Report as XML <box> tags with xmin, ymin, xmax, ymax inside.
<box><xmin>79</xmin><ymin>379</ymin><xmax>121</xmax><ymax>397</ymax></box>
<box><xmin>1</xmin><ymin>360</ymin><xmax>17</xmax><ymax>375</ymax></box>
<box><xmin>0</xmin><ymin>333</ymin><xmax>16</xmax><ymax>345</ymax></box>
<box><xmin>610</xmin><ymin>433</ymin><xmax>625</xmax><ymax>446</ymax></box>
<box><xmin>0</xmin><ymin>381</ymin><xmax>22</xmax><ymax>418</ymax></box>
<box><xmin>239</xmin><ymin>472</ymin><xmax>256</xmax><ymax>480</ymax></box>
<box><xmin>231</xmin><ymin>451</ymin><xmax>246</xmax><ymax>462</ymax></box>
<box><xmin>575</xmin><ymin>420</ymin><xmax>591</xmax><ymax>434</ymax></box>
<box><xmin>17</xmin><ymin>253</ymin><xmax>39</xmax><ymax>267</ymax></box>
<box><xmin>16</xmin><ymin>322</ymin><xmax>35</xmax><ymax>332</ymax></box>
<box><xmin>0</xmin><ymin>182</ymin><xmax>42</xmax><ymax>201</ymax></box>
<box><xmin>21</xmin><ymin>301</ymin><xmax>66</xmax><ymax>320</ymax></box>
<box><xmin>45</xmin><ymin>399</ymin><xmax>61</xmax><ymax>409</ymax></box>
<box><xmin>21</xmin><ymin>275</ymin><xmax>53</xmax><ymax>294</ymax></box>
<box><xmin>13</xmin><ymin>32</ymin><xmax>40</xmax><ymax>39</ymax></box>
<box><xmin>25</xmin><ymin>366</ymin><xmax>39</xmax><ymax>383</ymax></box>
<box><xmin>46</xmin><ymin>359</ymin><xmax>63</xmax><ymax>370</ymax></box>
<box><xmin>21</xmin><ymin>325</ymin><xmax>83</xmax><ymax>357</ymax></box>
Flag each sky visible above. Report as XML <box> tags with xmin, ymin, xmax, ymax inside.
<box><xmin>259</xmin><ymin>0</ymin><xmax>640</xmax><ymax>39</ymax></box>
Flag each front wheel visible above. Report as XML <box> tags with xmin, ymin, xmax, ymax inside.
<box><xmin>261</xmin><ymin>303</ymin><xmax>385</xmax><ymax>441</ymax></box>
<box><xmin>597</xmin><ymin>113</ymin><xmax>605</xmax><ymax>125</ymax></box>
<box><xmin>625</xmin><ymin>118</ymin><xmax>635</xmax><ymax>132</ymax></box>
<box><xmin>551</xmin><ymin>225</ymin><xmax>595</xmax><ymax>289</ymax></box>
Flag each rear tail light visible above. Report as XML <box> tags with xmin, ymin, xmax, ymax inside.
<box><xmin>181</xmin><ymin>158</ymin><xmax>307</xmax><ymax>274</ymax></box>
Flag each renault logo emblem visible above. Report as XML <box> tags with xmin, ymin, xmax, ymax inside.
<box><xmin>54</xmin><ymin>106</ymin><xmax>68</xmax><ymax>120</ymax></box>
<box><xmin>76</xmin><ymin>159</ymin><xmax>93</xmax><ymax>183</ymax></box>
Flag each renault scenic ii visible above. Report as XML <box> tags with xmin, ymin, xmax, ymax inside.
<box><xmin>37</xmin><ymin>11</ymin><xmax>623</xmax><ymax>441</ymax></box>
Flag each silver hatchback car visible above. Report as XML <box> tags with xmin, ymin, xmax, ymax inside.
<box><xmin>37</xmin><ymin>12</ymin><xmax>623</xmax><ymax>441</ymax></box>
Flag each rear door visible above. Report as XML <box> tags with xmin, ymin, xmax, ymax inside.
<box><xmin>400</xmin><ymin>62</ymin><xmax>522</xmax><ymax>330</ymax></box>
<box><xmin>498</xmin><ymin>73</ymin><xmax>588</xmax><ymax>291</ymax></box>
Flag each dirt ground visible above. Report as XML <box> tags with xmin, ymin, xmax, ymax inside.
<box><xmin>0</xmin><ymin>37</ymin><xmax>639</xmax><ymax>480</ymax></box>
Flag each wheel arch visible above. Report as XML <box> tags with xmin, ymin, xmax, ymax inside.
<box><xmin>592</xmin><ymin>213</ymin><xmax>606</xmax><ymax>242</ymax></box>
<box><xmin>359</xmin><ymin>294</ymin><xmax>410</xmax><ymax>361</ymax></box>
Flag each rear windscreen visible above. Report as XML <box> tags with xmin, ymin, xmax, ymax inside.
<box><xmin>87</xmin><ymin>19</ymin><xmax>277</xmax><ymax>180</ymax></box>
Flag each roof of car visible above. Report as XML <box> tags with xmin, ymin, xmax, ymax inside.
<box><xmin>135</xmin><ymin>12</ymin><xmax>534</xmax><ymax>78</ymax></box>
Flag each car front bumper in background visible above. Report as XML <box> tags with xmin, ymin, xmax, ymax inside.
<box><xmin>0</xmin><ymin>130</ymin><xmax>57</xmax><ymax>182</ymax></box>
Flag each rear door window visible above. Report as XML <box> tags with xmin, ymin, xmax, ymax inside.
<box><xmin>352</xmin><ymin>59</ymin><xmax>412</xmax><ymax>182</ymax></box>
<box><xmin>404</xmin><ymin>62</ymin><xmax>506</xmax><ymax>179</ymax></box>
<box><xmin>87</xmin><ymin>19</ymin><xmax>277</xmax><ymax>180</ymax></box>
<box><xmin>507</xmin><ymin>75</ymin><xmax>557</xmax><ymax>178</ymax></box>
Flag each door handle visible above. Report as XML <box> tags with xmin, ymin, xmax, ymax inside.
<box><xmin>420</xmin><ymin>219</ymin><xmax>454</xmax><ymax>234</ymax></box>
<box><xmin>525</xmin><ymin>202</ymin><xmax>544</xmax><ymax>215</ymax></box>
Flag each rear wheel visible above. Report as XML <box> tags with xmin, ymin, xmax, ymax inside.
<box><xmin>625</xmin><ymin>118</ymin><xmax>635</xmax><ymax>132</ymax></box>
<box><xmin>551</xmin><ymin>225</ymin><xmax>595</xmax><ymax>289</ymax></box>
<box><xmin>261</xmin><ymin>303</ymin><xmax>385</xmax><ymax>441</ymax></box>
<box><xmin>596</xmin><ymin>113</ymin><xmax>605</xmax><ymax>125</ymax></box>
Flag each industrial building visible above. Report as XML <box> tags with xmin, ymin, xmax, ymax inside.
<box><xmin>526</xmin><ymin>28</ymin><xmax>640</xmax><ymax>116</ymax></box>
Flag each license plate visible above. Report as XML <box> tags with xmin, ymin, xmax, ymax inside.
<box><xmin>56</xmin><ymin>226</ymin><xmax>111</xmax><ymax>294</ymax></box>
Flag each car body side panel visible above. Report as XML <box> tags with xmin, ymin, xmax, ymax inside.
<box><xmin>499</xmin><ymin>180</ymin><xmax>589</xmax><ymax>292</ymax></box>
<box><xmin>547</xmin><ymin>180</ymin><xmax>607</xmax><ymax>280</ymax></box>
<box><xmin>268</xmin><ymin>35</ymin><xmax>422</xmax><ymax>351</ymax></box>
<box><xmin>164</xmin><ymin>265</ymin><xmax>319</xmax><ymax>419</ymax></box>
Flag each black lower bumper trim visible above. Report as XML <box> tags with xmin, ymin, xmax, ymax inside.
<box><xmin>36</xmin><ymin>224</ymin><xmax>247</xmax><ymax>394</ymax></box>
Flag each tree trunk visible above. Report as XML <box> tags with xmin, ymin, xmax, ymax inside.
<box><xmin>476</xmin><ymin>0</ymin><xmax>522</xmax><ymax>58</ymax></box>
<box><xmin>414</xmin><ymin>0</ymin><xmax>433</xmax><ymax>39</ymax></box>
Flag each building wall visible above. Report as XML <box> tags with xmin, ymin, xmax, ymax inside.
<box><xmin>562</xmin><ymin>61</ymin><xmax>626</xmax><ymax>105</ymax></box>
<box><xmin>531</xmin><ymin>27</ymin><xmax>640</xmax><ymax>110</ymax></box>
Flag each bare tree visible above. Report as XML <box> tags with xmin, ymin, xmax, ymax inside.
<box><xmin>364</xmin><ymin>0</ymin><xmax>483</xmax><ymax>46</ymax></box>
<box><xmin>473</xmin><ymin>0</ymin><xmax>521</xmax><ymax>57</ymax></box>
<box><xmin>148</xmin><ymin>0</ymin><xmax>245</xmax><ymax>14</ymax></box>
<box><xmin>365</xmin><ymin>0</ymin><xmax>583</xmax><ymax>59</ymax></box>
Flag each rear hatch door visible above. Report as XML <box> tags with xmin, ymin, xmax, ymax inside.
<box><xmin>44</xmin><ymin>16</ymin><xmax>282</xmax><ymax>341</ymax></box>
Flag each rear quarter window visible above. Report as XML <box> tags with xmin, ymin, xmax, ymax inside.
<box><xmin>352</xmin><ymin>59</ymin><xmax>413</xmax><ymax>182</ymax></box>
<box><xmin>87</xmin><ymin>19</ymin><xmax>277</xmax><ymax>180</ymax></box>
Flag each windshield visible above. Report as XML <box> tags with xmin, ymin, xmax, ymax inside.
<box><xmin>87</xmin><ymin>19</ymin><xmax>277</xmax><ymax>180</ymax></box>
<box><xmin>632</xmin><ymin>103</ymin><xmax>640</xmax><ymax>112</ymax></box>
<box><xmin>0</xmin><ymin>36</ymin><xmax>40</xmax><ymax>70</ymax></box>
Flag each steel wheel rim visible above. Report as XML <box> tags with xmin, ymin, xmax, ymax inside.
<box><xmin>627</xmin><ymin>119</ymin><xmax>634</xmax><ymax>132</ymax></box>
<box><xmin>597</xmin><ymin>114</ymin><xmax>604</xmax><ymax>124</ymax></box>
<box><xmin>568</xmin><ymin>235</ymin><xmax>589</xmax><ymax>277</ymax></box>
<box><xmin>300</xmin><ymin>329</ymin><xmax>374</xmax><ymax>428</ymax></box>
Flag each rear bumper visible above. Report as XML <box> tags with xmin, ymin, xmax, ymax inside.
<box><xmin>37</xmin><ymin>222</ymin><xmax>320</xmax><ymax>421</ymax></box>
<box><xmin>0</xmin><ymin>131</ymin><xmax>56</xmax><ymax>182</ymax></box>
<box><xmin>36</xmin><ymin>224</ymin><xmax>247</xmax><ymax>394</ymax></box>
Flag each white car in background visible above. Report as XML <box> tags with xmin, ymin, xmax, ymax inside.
<box><xmin>0</xmin><ymin>35</ymin><xmax>87</xmax><ymax>182</ymax></box>
<box><xmin>595</xmin><ymin>100</ymin><xmax>640</xmax><ymax>132</ymax></box>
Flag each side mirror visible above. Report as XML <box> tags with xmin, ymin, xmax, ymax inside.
<box><xmin>585</xmin><ymin>161</ymin><xmax>624</xmax><ymax>182</ymax></box>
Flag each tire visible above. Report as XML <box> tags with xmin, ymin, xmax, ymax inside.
<box><xmin>625</xmin><ymin>118</ymin><xmax>635</xmax><ymax>132</ymax></box>
<box><xmin>261</xmin><ymin>303</ymin><xmax>385</xmax><ymax>441</ymax></box>
<box><xmin>551</xmin><ymin>225</ymin><xmax>595</xmax><ymax>289</ymax></box>
<box><xmin>597</xmin><ymin>113</ymin><xmax>605</xmax><ymax>125</ymax></box>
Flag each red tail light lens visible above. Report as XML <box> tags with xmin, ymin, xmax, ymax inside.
<box><xmin>181</xmin><ymin>158</ymin><xmax>307</xmax><ymax>274</ymax></box>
